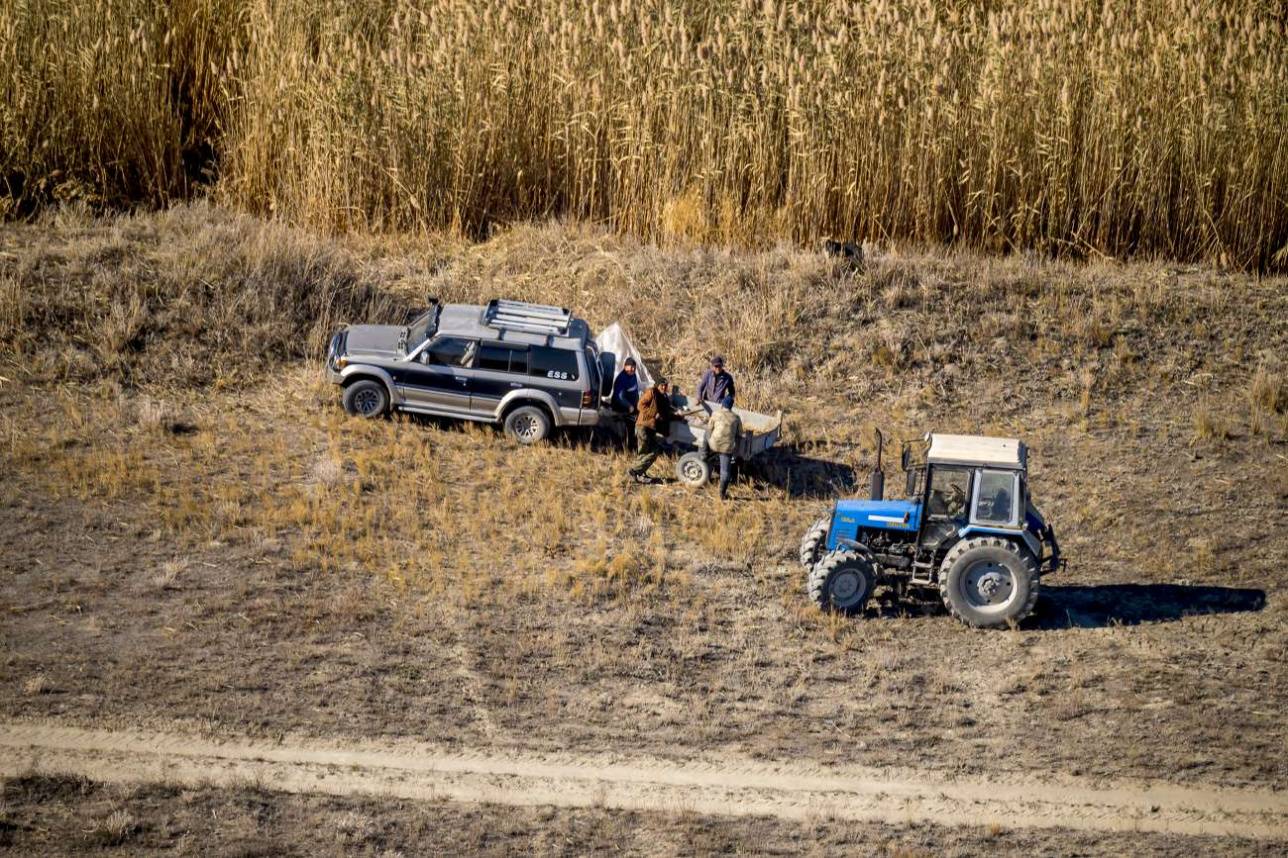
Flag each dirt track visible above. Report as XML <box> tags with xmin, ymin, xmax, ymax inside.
<box><xmin>2</xmin><ymin>721</ymin><xmax>1285</xmax><ymax>841</ymax></box>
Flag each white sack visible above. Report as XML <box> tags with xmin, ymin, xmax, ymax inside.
<box><xmin>594</xmin><ymin>322</ymin><xmax>653</xmax><ymax>390</ymax></box>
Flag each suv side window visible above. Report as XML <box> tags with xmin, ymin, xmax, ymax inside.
<box><xmin>927</xmin><ymin>466</ymin><xmax>970</xmax><ymax>520</ymax></box>
<box><xmin>423</xmin><ymin>337</ymin><xmax>476</xmax><ymax>367</ymax></box>
<box><xmin>477</xmin><ymin>343</ymin><xmax>531</xmax><ymax>374</ymax></box>
<box><xmin>530</xmin><ymin>346</ymin><xmax>579</xmax><ymax>381</ymax></box>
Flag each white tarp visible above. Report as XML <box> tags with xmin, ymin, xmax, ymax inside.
<box><xmin>594</xmin><ymin>322</ymin><xmax>653</xmax><ymax>390</ymax></box>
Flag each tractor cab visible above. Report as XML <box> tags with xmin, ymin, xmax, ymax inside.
<box><xmin>801</xmin><ymin>431</ymin><xmax>1062</xmax><ymax>629</ymax></box>
<box><xmin>904</xmin><ymin>433</ymin><xmax>1034</xmax><ymax>555</ymax></box>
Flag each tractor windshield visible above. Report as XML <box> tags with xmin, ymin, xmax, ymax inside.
<box><xmin>927</xmin><ymin>467</ymin><xmax>970</xmax><ymax>519</ymax></box>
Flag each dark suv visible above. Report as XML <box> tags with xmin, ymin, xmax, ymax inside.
<box><xmin>325</xmin><ymin>299</ymin><xmax>605</xmax><ymax>443</ymax></box>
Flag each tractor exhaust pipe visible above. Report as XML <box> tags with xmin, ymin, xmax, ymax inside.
<box><xmin>870</xmin><ymin>429</ymin><xmax>885</xmax><ymax>500</ymax></box>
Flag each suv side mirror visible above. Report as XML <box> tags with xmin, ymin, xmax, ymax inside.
<box><xmin>906</xmin><ymin>467</ymin><xmax>917</xmax><ymax>497</ymax></box>
<box><xmin>900</xmin><ymin>445</ymin><xmax>911</xmax><ymax>471</ymax></box>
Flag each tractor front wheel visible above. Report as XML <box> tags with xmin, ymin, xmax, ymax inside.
<box><xmin>808</xmin><ymin>550</ymin><xmax>875</xmax><ymax>616</ymax></box>
<box><xmin>799</xmin><ymin>516</ymin><xmax>829</xmax><ymax>568</ymax></box>
<box><xmin>938</xmin><ymin>537</ymin><xmax>1039</xmax><ymax>629</ymax></box>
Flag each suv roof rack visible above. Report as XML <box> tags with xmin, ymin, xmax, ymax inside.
<box><xmin>483</xmin><ymin>299</ymin><xmax>572</xmax><ymax>336</ymax></box>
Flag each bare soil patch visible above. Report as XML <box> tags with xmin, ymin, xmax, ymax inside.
<box><xmin>3</xmin><ymin>722</ymin><xmax>1287</xmax><ymax>840</ymax></box>
<box><xmin>2</xmin><ymin>772</ymin><xmax>1280</xmax><ymax>858</ymax></box>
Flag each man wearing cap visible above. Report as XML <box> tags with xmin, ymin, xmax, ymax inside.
<box><xmin>629</xmin><ymin>377</ymin><xmax>676</xmax><ymax>484</ymax></box>
<box><xmin>696</xmin><ymin>355</ymin><xmax>735</xmax><ymax>414</ymax></box>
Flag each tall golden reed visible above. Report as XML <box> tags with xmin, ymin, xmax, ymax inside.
<box><xmin>3</xmin><ymin>0</ymin><xmax>1286</xmax><ymax>268</ymax></box>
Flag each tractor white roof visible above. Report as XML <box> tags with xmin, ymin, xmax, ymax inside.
<box><xmin>927</xmin><ymin>434</ymin><xmax>1026</xmax><ymax>469</ymax></box>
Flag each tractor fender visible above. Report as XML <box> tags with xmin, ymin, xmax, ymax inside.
<box><xmin>339</xmin><ymin>365</ymin><xmax>400</xmax><ymax>405</ymax></box>
<box><xmin>836</xmin><ymin>537</ymin><xmax>875</xmax><ymax>556</ymax></box>
<box><xmin>956</xmin><ymin>526</ymin><xmax>1042</xmax><ymax>564</ymax></box>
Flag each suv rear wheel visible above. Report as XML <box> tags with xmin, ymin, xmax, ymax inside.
<box><xmin>342</xmin><ymin>379</ymin><xmax>388</xmax><ymax>418</ymax></box>
<box><xmin>504</xmin><ymin>405</ymin><xmax>551</xmax><ymax>444</ymax></box>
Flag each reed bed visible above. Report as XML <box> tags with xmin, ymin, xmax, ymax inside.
<box><xmin>2</xmin><ymin>0</ymin><xmax>1286</xmax><ymax>268</ymax></box>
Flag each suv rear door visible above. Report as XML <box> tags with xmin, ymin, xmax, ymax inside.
<box><xmin>468</xmin><ymin>342</ymin><xmax>531</xmax><ymax>417</ymax></box>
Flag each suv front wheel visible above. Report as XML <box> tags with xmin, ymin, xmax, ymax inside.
<box><xmin>342</xmin><ymin>379</ymin><xmax>389</xmax><ymax>419</ymax></box>
<box><xmin>504</xmin><ymin>405</ymin><xmax>551</xmax><ymax>445</ymax></box>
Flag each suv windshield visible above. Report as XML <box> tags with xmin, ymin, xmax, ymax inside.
<box><xmin>423</xmin><ymin>337</ymin><xmax>476</xmax><ymax>367</ymax></box>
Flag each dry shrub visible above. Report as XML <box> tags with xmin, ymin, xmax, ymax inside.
<box><xmin>1250</xmin><ymin>365</ymin><xmax>1285</xmax><ymax>415</ymax></box>
<box><xmin>1191</xmin><ymin>397</ymin><xmax>1234</xmax><ymax>444</ymax></box>
<box><xmin>0</xmin><ymin>204</ymin><xmax>415</xmax><ymax>385</ymax></box>
<box><xmin>555</xmin><ymin>541</ymin><xmax>669</xmax><ymax>603</ymax></box>
<box><xmin>86</xmin><ymin>808</ymin><xmax>135</xmax><ymax>847</ymax></box>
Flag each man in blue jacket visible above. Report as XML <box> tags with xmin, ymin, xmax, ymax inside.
<box><xmin>696</xmin><ymin>355</ymin><xmax>735</xmax><ymax>413</ymax></box>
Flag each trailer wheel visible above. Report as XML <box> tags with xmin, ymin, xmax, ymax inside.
<box><xmin>807</xmin><ymin>550</ymin><xmax>875</xmax><ymax>616</ymax></box>
<box><xmin>676</xmin><ymin>452</ymin><xmax>711</xmax><ymax>487</ymax></box>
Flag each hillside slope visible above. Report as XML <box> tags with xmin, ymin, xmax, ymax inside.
<box><xmin>1</xmin><ymin>206</ymin><xmax>1286</xmax><ymax>807</ymax></box>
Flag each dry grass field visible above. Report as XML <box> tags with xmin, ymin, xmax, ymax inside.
<box><xmin>1</xmin><ymin>205</ymin><xmax>1286</xmax><ymax>852</ymax></box>
<box><xmin>3</xmin><ymin>1</ymin><xmax>1286</xmax><ymax>267</ymax></box>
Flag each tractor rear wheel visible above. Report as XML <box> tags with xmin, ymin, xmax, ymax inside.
<box><xmin>807</xmin><ymin>550</ymin><xmax>875</xmax><ymax>616</ymax></box>
<box><xmin>938</xmin><ymin>536</ymin><xmax>1039</xmax><ymax>629</ymax></box>
<box><xmin>799</xmin><ymin>516</ymin><xmax>828</xmax><ymax>568</ymax></box>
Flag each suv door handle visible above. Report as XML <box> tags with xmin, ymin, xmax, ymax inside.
<box><xmin>453</xmin><ymin>376</ymin><xmax>467</xmax><ymax>383</ymax></box>
<box><xmin>509</xmin><ymin>382</ymin><xmax>522</xmax><ymax>388</ymax></box>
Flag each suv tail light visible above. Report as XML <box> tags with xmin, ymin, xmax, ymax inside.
<box><xmin>582</xmin><ymin>390</ymin><xmax>595</xmax><ymax>407</ymax></box>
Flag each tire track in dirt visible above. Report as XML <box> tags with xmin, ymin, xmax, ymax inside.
<box><xmin>2</xmin><ymin>721</ymin><xmax>1286</xmax><ymax>840</ymax></box>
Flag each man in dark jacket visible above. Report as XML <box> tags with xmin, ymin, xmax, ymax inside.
<box><xmin>696</xmin><ymin>355</ymin><xmax>735</xmax><ymax>413</ymax></box>
<box><xmin>610</xmin><ymin>358</ymin><xmax>641</xmax><ymax>449</ymax></box>
<box><xmin>629</xmin><ymin>378</ymin><xmax>674</xmax><ymax>484</ymax></box>
<box><xmin>611</xmin><ymin>358</ymin><xmax>640</xmax><ymax>411</ymax></box>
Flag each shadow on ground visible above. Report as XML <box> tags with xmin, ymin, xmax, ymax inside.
<box><xmin>1035</xmin><ymin>583</ymin><xmax>1267</xmax><ymax>629</ymax></box>
<box><xmin>747</xmin><ymin>448</ymin><xmax>859</xmax><ymax>499</ymax></box>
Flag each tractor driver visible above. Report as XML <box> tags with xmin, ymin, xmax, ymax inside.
<box><xmin>928</xmin><ymin>471</ymin><xmax>968</xmax><ymax>518</ymax></box>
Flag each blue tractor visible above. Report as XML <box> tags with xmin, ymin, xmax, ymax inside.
<box><xmin>800</xmin><ymin>432</ymin><xmax>1063</xmax><ymax>628</ymax></box>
